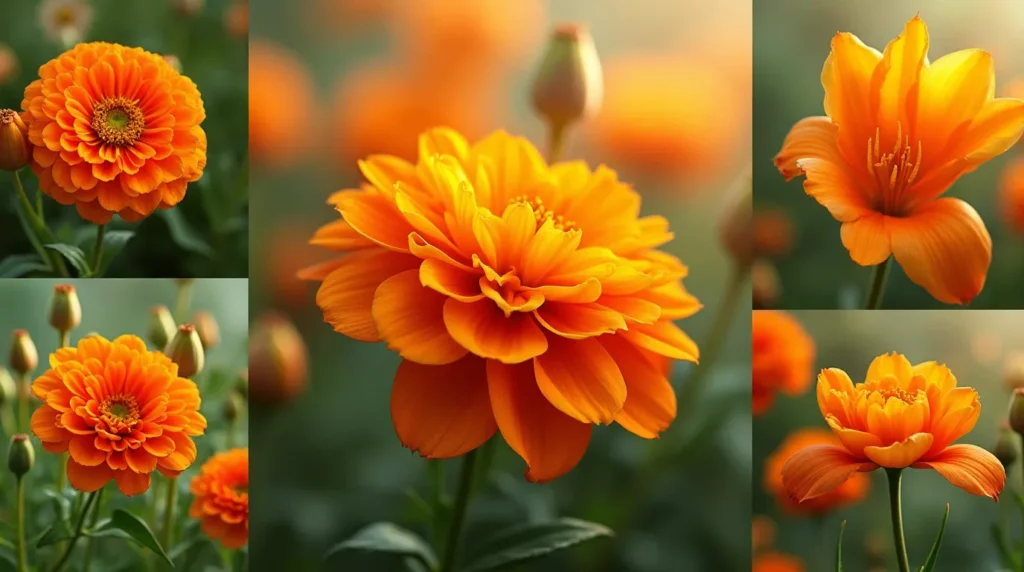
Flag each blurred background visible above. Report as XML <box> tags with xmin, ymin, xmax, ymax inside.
<box><xmin>0</xmin><ymin>0</ymin><xmax>249</xmax><ymax>278</ymax></box>
<box><xmin>247</xmin><ymin>0</ymin><xmax>753</xmax><ymax>570</ymax></box>
<box><xmin>752</xmin><ymin>0</ymin><xmax>1024</xmax><ymax>309</ymax></box>
<box><xmin>0</xmin><ymin>278</ymin><xmax>249</xmax><ymax>570</ymax></box>
<box><xmin>752</xmin><ymin>310</ymin><xmax>1022</xmax><ymax>571</ymax></box>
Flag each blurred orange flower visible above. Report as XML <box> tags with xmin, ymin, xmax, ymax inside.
<box><xmin>303</xmin><ymin>128</ymin><xmax>701</xmax><ymax>481</ymax></box>
<box><xmin>249</xmin><ymin>41</ymin><xmax>317</xmax><ymax>169</ymax></box>
<box><xmin>22</xmin><ymin>42</ymin><xmax>207</xmax><ymax>224</ymax></box>
<box><xmin>999</xmin><ymin>155</ymin><xmax>1024</xmax><ymax>235</ymax></box>
<box><xmin>190</xmin><ymin>447</ymin><xmax>248</xmax><ymax>549</ymax></box>
<box><xmin>30</xmin><ymin>335</ymin><xmax>207</xmax><ymax>495</ymax></box>
<box><xmin>752</xmin><ymin>311</ymin><xmax>815</xmax><ymax>415</ymax></box>
<box><xmin>751</xmin><ymin>515</ymin><xmax>775</xmax><ymax>553</ymax></box>
<box><xmin>752</xmin><ymin>209</ymin><xmax>794</xmax><ymax>258</ymax></box>
<box><xmin>765</xmin><ymin>427</ymin><xmax>869</xmax><ymax>514</ymax></box>
<box><xmin>225</xmin><ymin>1</ymin><xmax>248</xmax><ymax>37</ymax></box>
<box><xmin>308</xmin><ymin>0</ymin><xmax>392</xmax><ymax>35</ymax></box>
<box><xmin>0</xmin><ymin>44</ymin><xmax>18</xmax><ymax>86</ymax></box>
<box><xmin>266</xmin><ymin>224</ymin><xmax>326</xmax><ymax>307</ymax></box>
<box><xmin>775</xmin><ymin>16</ymin><xmax>1024</xmax><ymax>304</ymax></box>
<box><xmin>753</xmin><ymin>552</ymin><xmax>805</xmax><ymax>572</ymax></box>
<box><xmin>783</xmin><ymin>353</ymin><xmax>1005</xmax><ymax>502</ymax></box>
<box><xmin>591</xmin><ymin>55</ymin><xmax>745</xmax><ymax>185</ymax></box>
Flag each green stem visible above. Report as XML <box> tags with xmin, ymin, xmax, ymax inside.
<box><xmin>91</xmin><ymin>224</ymin><xmax>106</xmax><ymax>276</ymax></box>
<box><xmin>886</xmin><ymin>468</ymin><xmax>911</xmax><ymax>572</ymax></box>
<box><xmin>220</xmin><ymin>546</ymin><xmax>234</xmax><ymax>572</ymax></box>
<box><xmin>16</xmin><ymin>477</ymin><xmax>26</xmax><ymax>572</ymax></box>
<box><xmin>49</xmin><ymin>490</ymin><xmax>99</xmax><ymax>572</ymax></box>
<box><xmin>440</xmin><ymin>449</ymin><xmax>480</xmax><ymax>572</ymax></box>
<box><xmin>17</xmin><ymin>373</ymin><xmax>29</xmax><ymax>434</ymax></box>
<box><xmin>546</xmin><ymin>121</ymin><xmax>569</xmax><ymax>163</ymax></box>
<box><xmin>81</xmin><ymin>487</ymin><xmax>105</xmax><ymax>572</ymax></box>
<box><xmin>56</xmin><ymin>331</ymin><xmax>69</xmax><ymax>493</ymax></box>
<box><xmin>147</xmin><ymin>478</ymin><xmax>163</xmax><ymax>530</ymax></box>
<box><xmin>0</xmin><ymin>407</ymin><xmax>13</xmax><ymax>436</ymax></box>
<box><xmin>864</xmin><ymin>257</ymin><xmax>892</xmax><ymax>310</ymax></box>
<box><xmin>161</xmin><ymin>478</ymin><xmax>178</xmax><ymax>550</ymax></box>
<box><xmin>173</xmin><ymin>281</ymin><xmax>193</xmax><ymax>324</ymax></box>
<box><xmin>12</xmin><ymin>170</ymin><xmax>68</xmax><ymax>277</ymax></box>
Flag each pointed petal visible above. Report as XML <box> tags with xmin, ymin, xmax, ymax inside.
<box><xmin>821</xmin><ymin>32</ymin><xmax>883</xmax><ymax>165</ymax></box>
<box><xmin>781</xmin><ymin>444</ymin><xmax>876</xmax><ymax>502</ymax></box>
<box><xmin>915</xmin><ymin>49</ymin><xmax>994</xmax><ymax>156</ymax></box>
<box><xmin>913</xmin><ymin>444</ymin><xmax>1005</xmax><ymax>500</ymax></box>
<box><xmin>874</xmin><ymin>15</ymin><xmax>929</xmax><ymax>131</ymax></box>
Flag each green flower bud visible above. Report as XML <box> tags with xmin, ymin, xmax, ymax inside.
<box><xmin>249</xmin><ymin>313</ymin><xmax>307</xmax><ymax>406</ymax></box>
<box><xmin>0</xmin><ymin>367</ymin><xmax>14</xmax><ymax>406</ymax></box>
<box><xmin>148</xmin><ymin>305</ymin><xmax>176</xmax><ymax>351</ymax></box>
<box><xmin>1009</xmin><ymin>388</ymin><xmax>1024</xmax><ymax>436</ymax></box>
<box><xmin>8</xmin><ymin>434</ymin><xmax>34</xmax><ymax>478</ymax></box>
<box><xmin>530</xmin><ymin>24</ymin><xmax>603</xmax><ymax>129</ymax></box>
<box><xmin>166</xmin><ymin>324</ymin><xmax>204</xmax><ymax>379</ymax></box>
<box><xmin>994</xmin><ymin>424</ymin><xmax>1019</xmax><ymax>469</ymax></box>
<box><xmin>9</xmin><ymin>330</ymin><xmax>37</xmax><ymax>376</ymax></box>
<box><xmin>48</xmin><ymin>284</ymin><xmax>82</xmax><ymax>334</ymax></box>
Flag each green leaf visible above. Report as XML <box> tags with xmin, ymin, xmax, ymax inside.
<box><xmin>95</xmin><ymin>230</ymin><xmax>135</xmax><ymax>275</ymax></box>
<box><xmin>0</xmin><ymin>254</ymin><xmax>48</xmax><ymax>277</ymax></box>
<box><xmin>835</xmin><ymin>520</ymin><xmax>846</xmax><ymax>572</ymax></box>
<box><xmin>461</xmin><ymin>518</ymin><xmax>614</xmax><ymax>572</ymax></box>
<box><xmin>45</xmin><ymin>243</ymin><xmax>91</xmax><ymax>277</ymax></box>
<box><xmin>160</xmin><ymin>209</ymin><xmax>214</xmax><ymax>257</ymax></box>
<box><xmin>41</xmin><ymin>489</ymin><xmax>72</xmax><ymax>520</ymax></box>
<box><xmin>95</xmin><ymin>509</ymin><xmax>173</xmax><ymax>567</ymax></box>
<box><xmin>920</xmin><ymin>504</ymin><xmax>950</xmax><ymax>572</ymax></box>
<box><xmin>324</xmin><ymin>522</ymin><xmax>437</xmax><ymax>570</ymax></box>
<box><xmin>36</xmin><ymin>519</ymin><xmax>74</xmax><ymax>548</ymax></box>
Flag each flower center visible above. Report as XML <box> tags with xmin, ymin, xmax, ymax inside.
<box><xmin>100</xmin><ymin>394</ymin><xmax>140</xmax><ymax>431</ymax></box>
<box><xmin>508</xmin><ymin>195</ymin><xmax>576</xmax><ymax>231</ymax></box>
<box><xmin>875</xmin><ymin>387</ymin><xmax>915</xmax><ymax>405</ymax></box>
<box><xmin>91</xmin><ymin>97</ymin><xmax>145</xmax><ymax>146</ymax></box>
<box><xmin>866</xmin><ymin>123</ymin><xmax>923</xmax><ymax>215</ymax></box>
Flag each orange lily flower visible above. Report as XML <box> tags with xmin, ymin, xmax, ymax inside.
<box><xmin>782</xmin><ymin>353</ymin><xmax>1004</xmax><ymax>502</ymax></box>
<box><xmin>775</xmin><ymin>15</ymin><xmax>1024</xmax><ymax>304</ymax></box>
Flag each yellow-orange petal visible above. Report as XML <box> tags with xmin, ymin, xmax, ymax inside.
<box><xmin>863</xmin><ymin>432</ymin><xmax>933</xmax><ymax>468</ymax></box>
<box><xmin>619</xmin><ymin>321</ymin><xmax>699</xmax><ymax>363</ymax></box>
<box><xmin>781</xmin><ymin>444</ymin><xmax>876</xmax><ymax>502</ymax></box>
<box><xmin>338</xmin><ymin>190</ymin><xmax>415</xmax><ymax>252</ymax></box>
<box><xmin>875</xmin><ymin>15</ymin><xmax>929</xmax><ymax>132</ymax></box>
<box><xmin>794</xmin><ymin>158</ymin><xmax>871</xmax><ymax>222</ymax></box>
<box><xmin>914</xmin><ymin>49</ymin><xmax>994</xmax><ymax>156</ymax></box>
<box><xmin>603</xmin><ymin>335</ymin><xmax>676</xmax><ymax>438</ymax></box>
<box><xmin>442</xmin><ymin>299</ymin><xmax>548</xmax><ymax>364</ymax></box>
<box><xmin>67</xmin><ymin>459</ymin><xmax>114</xmax><ymax>492</ymax></box>
<box><xmin>372</xmin><ymin>269</ymin><xmax>468</xmax><ymax>365</ymax></box>
<box><xmin>821</xmin><ymin>31</ymin><xmax>883</xmax><ymax>163</ymax></box>
<box><xmin>487</xmin><ymin>360</ymin><xmax>591</xmax><ymax>483</ymax></box>
<box><xmin>888</xmin><ymin>198</ymin><xmax>992</xmax><ymax>305</ymax></box>
<box><xmin>866</xmin><ymin>352</ymin><xmax>914</xmax><ymax>383</ymax></box>
<box><xmin>533</xmin><ymin>337</ymin><xmax>627</xmax><ymax>425</ymax></box>
<box><xmin>840</xmin><ymin>214</ymin><xmax>891</xmax><ymax>266</ymax></box>
<box><xmin>390</xmin><ymin>357</ymin><xmax>497</xmax><ymax>458</ymax></box>
<box><xmin>534</xmin><ymin>302</ymin><xmax>626</xmax><ymax>339</ymax></box>
<box><xmin>913</xmin><ymin>444</ymin><xmax>1005</xmax><ymax>500</ymax></box>
<box><xmin>826</xmin><ymin>416</ymin><xmax>883</xmax><ymax>458</ymax></box>
<box><xmin>419</xmin><ymin>259</ymin><xmax>485</xmax><ymax>302</ymax></box>
<box><xmin>30</xmin><ymin>404</ymin><xmax>67</xmax><ymax>442</ymax></box>
<box><xmin>774</xmin><ymin>116</ymin><xmax>842</xmax><ymax>180</ymax></box>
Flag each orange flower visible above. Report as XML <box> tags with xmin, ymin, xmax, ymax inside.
<box><xmin>225</xmin><ymin>1</ymin><xmax>248</xmax><ymax>37</ymax></box>
<box><xmin>752</xmin><ymin>209</ymin><xmax>795</xmax><ymax>258</ymax></box>
<box><xmin>303</xmin><ymin>128</ymin><xmax>701</xmax><ymax>481</ymax></box>
<box><xmin>249</xmin><ymin>41</ymin><xmax>316</xmax><ymax>169</ymax></box>
<box><xmin>29</xmin><ymin>335</ymin><xmax>207</xmax><ymax>495</ymax></box>
<box><xmin>999</xmin><ymin>155</ymin><xmax>1024</xmax><ymax>235</ymax></box>
<box><xmin>751</xmin><ymin>515</ymin><xmax>776</xmax><ymax>554</ymax></box>
<box><xmin>752</xmin><ymin>311</ymin><xmax>815</xmax><ymax>415</ymax></box>
<box><xmin>753</xmin><ymin>552</ymin><xmax>805</xmax><ymax>572</ymax></box>
<box><xmin>775</xmin><ymin>16</ymin><xmax>1024</xmax><ymax>304</ymax></box>
<box><xmin>765</xmin><ymin>427</ymin><xmax>869</xmax><ymax>514</ymax></box>
<box><xmin>22</xmin><ymin>42</ymin><xmax>207</xmax><ymax>224</ymax></box>
<box><xmin>190</xmin><ymin>447</ymin><xmax>248</xmax><ymax>549</ymax></box>
<box><xmin>782</xmin><ymin>353</ymin><xmax>1005</xmax><ymax>502</ymax></box>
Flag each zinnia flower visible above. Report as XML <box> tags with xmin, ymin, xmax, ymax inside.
<box><xmin>775</xmin><ymin>16</ymin><xmax>1024</xmax><ymax>304</ymax></box>
<box><xmin>782</xmin><ymin>353</ymin><xmax>1005</xmax><ymax>502</ymax></box>
<box><xmin>190</xmin><ymin>447</ymin><xmax>248</xmax><ymax>549</ymax></box>
<box><xmin>999</xmin><ymin>155</ymin><xmax>1024</xmax><ymax>235</ymax></box>
<box><xmin>765</xmin><ymin>427</ymin><xmax>869</xmax><ymax>514</ymax></box>
<box><xmin>38</xmin><ymin>0</ymin><xmax>93</xmax><ymax>46</ymax></box>
<box><xmin>753</xmin><ymin>552</ymin><xmax>805</xmax><ymax>572</ymax></box>
<box><xmin>29</xmin><ymin>335</ymin><xmax>207</xmax><ymax>495</ymax></box>
<box><xmin>22</xmin><ymin>42</ymin><xmax>208</xmax><ymax>224</ymax></box>
<box><xmin>752</xmin><ymin>311</ymin><xmax>815</xmax><ymax>415</ymax></box>
<box><xmin>303</xmin><ymin>127</ymin><xmax>700</xmax><ymax>481</ymax></box>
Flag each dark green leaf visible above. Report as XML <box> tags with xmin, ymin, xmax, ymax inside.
<box><xmin>36</xmin><ymin>519</ymin><xmax>74</xmax><ymax>548</ymax></box>
<box><xmin>461</xmin><ymin>518</ymin><xmax>613</xmax><ymax>572</ymax></box>
<box><xmin>95</xmin><ymin>230</ymin><xmax>135</xmax><ymax>274</ymax></box>
<box><xmin>45</xmin><ymin>243</ymin><xmax>91</xmax><ymax>277</ymax></box>
<box><xmin>0</xmin><ymin>546</ymin><xmax>14</xmax><ymax>572</ymax></box>
<box><xmin>12</xmin><ymin>201</ymin><xmax>52</xmax><ymax>272</ymax></box>
<box><xmin>0</xmin><ymin>254</ymin><xmax>48</xmax><ymax>277</ymax></box>
<box><xmin>160</xmin><ymin>209</ymin><xmax>214</xmax><ymax>257</ymax></box>
<box><xmin>835</xmin><ymin>520</ymin><xmax>846</xmax><ymax>572</ymax></box>
<box><xmin>0</xmin><ymin>538</ymin><xmax>13</xmax><ymax>550</ymax></box>
<box><xmin>920</xmin><ymin>504</ymin><xmax>950</xmax><ymax>572</ymax></box>
<box><xmin>324</xmin><ymin>522</ymin><xmax>437</xmax><ymax>570</ymax></box>
<box><xmin>96</xmin><ymin>509</ymin><xmax>173</xmax><ymax>567</ymax></box>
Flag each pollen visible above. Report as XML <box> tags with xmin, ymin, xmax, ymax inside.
<box><xmin>875</xmin><ymin>387</ymin><xmax>916</xmax><ymax>405</ymax></box>
<box><xmin>99</xmin><ymin>394</ymin><xmax>140</xmax><ymax>431</ymax></box>
<box><xmin>509</xmin><ymin>195</ymin><xmax>577</xmax><ymax>231</ymax></box>
<box><xmin>866</xmin><ymin>122</ymin><xmax>923</xmax><ymax>214</ymax></box>
<box><xmin>91</xmin><ymin>96</ymin><xmax>145</xmax><ymax>146</ymax></box>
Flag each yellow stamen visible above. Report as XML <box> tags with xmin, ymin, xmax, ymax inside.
<box><xmin>865</xmin><ymin>121</ymin><xmax>923</xmax><ymax>214</ymax></box>
<box><xmin>91</xmin><ymin>96</ymin><xmax>145</xmax><ymax>146</ymax></box>
<box><xmin>508</xmin><ymin>194</ymin><xmax>577</xmax><ymax>231</ymax></box>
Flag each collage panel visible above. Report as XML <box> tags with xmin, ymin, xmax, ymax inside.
<box><xmin>247</xmin><ymin>0</ymin><xmax>752</xmax><ymax>571</ymax></box>
<box><xmin>0</xmin><ymin>278</ymin><xmax>249</xmax><ymax>570</ymax></box>
<box><xmin>0</xmin><ymin>0</ymin><xmax>249</xmax><ymax>279</ymax></box>
<box><xmin>753</xmin><ymin>1</ymin><xmax>1024</xmax><ymax>309</ymax></box>
<box><xmin>753</xmin><ymin>309</ymin><xmax>1017</xmax><ymax>571</ymax></box>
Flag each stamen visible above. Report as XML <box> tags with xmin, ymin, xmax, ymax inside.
<box><xmin>508</xmin><ymin>195</ymin><xmax>577</xmax><ymax>231</ymax></box>
<box><xmin>864</xmin><ymin>121</ymin><xmax>924</xmax><ymax>215</ymax></box>
<box><xmin>91</xmin><ymin>96</ymin><xmax>145</xmax><ymax>146</ymax></box>
<box><xmin>876</xmin><ymin>387</ymin><xmax>915</xmax><ymax>405</ymax></box>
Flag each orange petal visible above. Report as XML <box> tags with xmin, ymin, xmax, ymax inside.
<box><xmin>442</xmin><ymin>299</ymin><xmax>548</xmax><ymax>364</ymax></box>
<box><xmin>67</xmin><ymin>458</ymin><xmax>114</xmax><ymax>493</ymax></box>
<box><xmin>953</xmin><ymin>97</ymin><xmax>1024</xmax><ymax>164</ymax></box>
<box><xmin>888</xmin><ymin>198</ymin><xmax>991</xmax><ymax>304</ymax></box>
<box><xmin>781</xmin><ymin>444</ymin><xmax>876</xmax><ymax>502</ymax></box>
<box><xmin>794</xmin><ymin>158</ymin><xmax>872</xmax><ymax>222</ymax></box>
<box><xmin>602</xmin><ymin>335</ymin><xmax>676</xmax><ymax>438</ymax></box>
<box><xmin>863</xmin><ymin>432</ymin><xmax>934</xmax><ymax>468</ymax></box>
<box><xmin>774</xmin><ymin>116</ymin><xmax>842</xmax><ymax>180</ymax></box>
<box><xmin>915</xmin><ymin>49</ymin><xmax>994</xmax><ymax>157</ymax></box>
<box><xmin>866</xmin><ymin>352</ymin><xmax>914</xmax><ymax>382</ymax></box>
<box><xmin>534</xmin><ymin>337</ymin><xmax>627</xmax><ymax>425</ymax></box>
<box><xmin>30</xmin><ymin>404</ymin><xmax>69</xmax><ymax>443</ymax></box>
<box><xmin>874</xmin><ymin>15</ymin><xmax>929</xmax><ymax>132</ymax></box>
<box><xmin>913</xmin><ymin>444</ymin><xmax>1005</xmax><ymax>500</ymax></box>
<box><xmin>372</xmin><ymin>269</ymin><xmax>468</xmax><ymax>365</ymax></box>
<box><xmin>113</xmin><ymin>469</ymin><xmax>152</xmax><ymax>496</ymax></box>
<box><xmin>419</xmin><ymin>259</ymin><xmax>484</xmax><ymax>302</ymax></box>
<box><xmin>487</xmin><ymin>360</ymin><xmax>591</xmax><ymax>483</ymax></box>
<box><xmin>337</xmin><ymin>190</ymin><xmax>414</xmax><ymax>252</ymax></box>
<box><xmin>618</xmin><ymin>321</ymin><xmax>699</xmax><ymax>363</ymax></box>
<box><xmin>821</xmin><ymin>32</ymin><xmax>883</xmax><ymax>164</ymax></box>
<box><xmin>826</xmin><ymin>416</ymin><xmax>882</xmax><ymax>458</ymax></box>
<box><xmin>69</xmin><ymin>435</ymin><xmax>106</xmax><ymax>467</ymax></box>
<box><xmin>840</xmin><ymin>214</ymin><xmax>891</xmax><ymax>266</ymax></box>
<box><xmin>534</xmin><ymin>302</ymin><xmax>627</xmax><ymax>339</ymax></box>
<box><xmin>309</xmin><ymin>219</ymin><xmax>375</xmax><ymax>251</ymax></box>
<box><xmin>316</xmin><ymin>249</ymin><xmax>420</xmax><ymax>342</ymax></box>
<box><xmin>390</xmin><ymin>357</ymin><xmax>496</xmax><ymax>458</ymax></box>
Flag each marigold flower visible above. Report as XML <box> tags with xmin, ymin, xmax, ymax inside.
<box><xmin>765</xmin><ymin>427</ymin><xmax>869</xmax><ymax>514</ymax></box>
<box><xmin>775</xmin><ymin>16</ymin><xmax>1024</xmax><ymax>304</ymax></box>
<box><xmin>753</xmin><ymin>552</ymin><xmax>805</xmax><ymax>572</ymax></box>
<box><xmin>302</xmin><ymin>127</ymin><xmax>701</xmax><ymax>481</ymax></box>
<box><xmin>22</xmin><ymin>42</ymin><xmax>208</xmax><ymax>225</ymax></box>
<box><xmin>189</xmin><ymin>447</ymin><xmax>248</xmax><ymax>549</ymax></box>
<box><xmin>29</xmin><ymin>335</ymin><xmax>207</xmax><ymax>495</ymax></box>
<box><xmin>249</xmin><ymin>41</ymin><xmax>316</xmax><ymax>169</ymax></box>
<box><xmin>0</xmin><ymin>44</ymin><xmax>18</xmax><ymax>86</ymax></box>
<box><xmin>999</xmin><ymin>156</ymin><xmax>1024</xmax><ymax>235</ymax></box>
<box><xmin>0</xmin><ymin>110</ymin><xmax>30</xmax><ymax>172</ymax></box>
<box><xmin>782</xmin><ymin>353</ymin><xmax>1005</xmax><ymax>502</ymax></box>
<box><xmin>39</xmin><ymin>0</ymin><xmax>93</xmax><ymax>46</ymax></box>
<box><xmin>752</xmin><ymin>311</ymin><xmax>814</xmax><ymax>416</ymax></box>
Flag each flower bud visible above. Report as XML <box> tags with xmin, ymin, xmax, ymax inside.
<box><xmin>192</xmin><ymin>311</ymin><xmax>220</xmax><ymax>350</ymax></box>
<box><xmin>0</xmin><ymin>367</ymin><xmax>14</xmax><ymax>406</ymax></box>
<box><xmin>166</xmin><ymin>324</ymin><xmax>205</xmax><ymax>379</ymax></box>
<box><xmin>752</xmin><ymin>260</ymin><xmax>780</xmax><ymax>309</ymax></box>
<box><xmin>719</xmin><ymin>172</ymin><xmax>753</xmax><ymax>268</ymax></box>
<box><xmin>223</xmin><ymin>390</ymin><xmax>244</xmax><ymax>423</ymax></box>
<box><xmin>0</xmin><ymin>109</ymin><xmax>29</xmax><ymax>172</ymax></box>
<box><xmin>1005</xmin><ymin>352</ymin><xmax>1024</xmax><ymax>391</ymax></box>
<box><xmin>1009</xmin><ymin>388</ymin><xmax>1024</xmax><ymax>435</ymax></box>
<box><xmin>0</xmin><ymin>44</ymin><xmax>18</xmax><ymax>86</ymax></box>
<box><xmin>8</xmin><ymin>434</ymin><xmax>34</xmax><ymax>478</ymax></box>
<box><xmin>48</xmin><ymin>284</ymin><xmax>82</xmax><ymax>334</ymax></box>
<box><xmin>9</xmin><ymin>330</ymin><xmax>37</xmax><ymax>376</ymax></box>
<box><xmin>994</xmin><ymin>422</ymin><xmax>1019</xmax><ymax>469</ymax></box>
<box><xmin>530</xmin><ymin>24</ymin><xmax>603</xmax><ymax>128</ymax></box>
<box><xmin>148</xmin><ymin>305</ymin><xmax>176</xmax><ymax>350</ymax></box>
<box><xmin>249</xmin><ymin>313</ymin><xmax>308</xmax><ymax>406</ymax></box>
